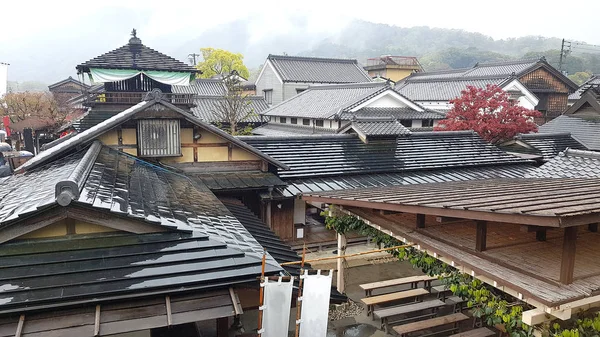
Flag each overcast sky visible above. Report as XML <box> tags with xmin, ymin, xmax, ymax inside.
<box><xmin>1</xmin><ymin>0</ymin><xmax>599</xmax><ymax>83</ymax></box>
<box><xmin>2</xmin><ymin>0</ymin><xmax>599</xmax><ymax>45</ymax></box>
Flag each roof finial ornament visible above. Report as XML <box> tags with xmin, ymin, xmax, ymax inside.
<box><xmin>129</xmin><ymin>28</ymin><xmax>142</xmax><ymax>45</ymax></box>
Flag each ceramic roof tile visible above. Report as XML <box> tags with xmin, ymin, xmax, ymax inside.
<box><xmin>261</xmin><ymin>82</ymin><xmax>391</xmax><ymax>119</ymax></box>
<box><xmin>239</xmin><ymin>131</ymin><xmax>531</xmax><ymax>179</ymax></box>
<box><xmin>343</xmin><ymin>107</ymin><xmax>445</xmax><ymax>120</ymax></box>
<box><xmin>77</xmin><ymin>38</ymin><xmax>196</xmax><ymax>73</ymax></box>
<box><xmin>191</xmin><ymin>96</ymin><xmax>267</xmax><ymax>123</ymax></box>
<box><xmin>251</xmin><ymin>123</ymin><xmax>338</xmax><ymax>136</ymax></box>
<box><xmin>569</xmin><ymin>75</ymin><xmax>600</xmax><ymax>100</ymax></box>
<box><xmin>539</xmin><ymin>115</ymin><xmax>600</xmax><ymax>151</ymax></box>
<box><xmin>526</xmin><ymin>148</ymin><xmax>600</xmax><ymax>178</ymax></box>
<box><xmin>512</xmin><ymin>133</ymin><xmax>587</xmax><ymax>161</ymax></box>
<box><xmin>396</xmin><ymin>78</ymin><xmax>506</xmax><ymax>101</ymax></box>
<box><xmin>172</xmin><ymin>79</ymin><xmax>226</xmax><ymax>95</ymax></box>
<box><xmin>349</xmin><ymin>120</ymin><xmax>412</xmax><ymax>137</ymax></box>
<box><xmin>267</xmin><ymin>54</ymin><xmax>372</xmax><ymax>83</ymax></box>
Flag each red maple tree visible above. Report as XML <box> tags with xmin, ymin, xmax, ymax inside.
<box><xmin>434</xmin><ymin>84</ymin><xmax>541</xmax><ymax>144</ymax></box>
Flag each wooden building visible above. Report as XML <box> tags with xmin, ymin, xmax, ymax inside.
<box><xmin>302</xmin><ymin>177</ymin><xmax>600</xmax><ymax>326</ymax></box>
<box><xmin>397</xmin><ymin>57</ymin><xmax>578</xmax><ymax>123</ymax></box>
<box><xmin>363</xmin><ymin>56</ymin><xmax>423</xmax><ymax>82</ymax></box>
<box><xmin>240</xmin><ymin>131</ymin><xmax>536</xmax><ymax>247</ymax></box>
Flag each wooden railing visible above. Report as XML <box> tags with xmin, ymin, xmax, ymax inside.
<box><xmin>84</xmin><ymin>92</ymin><xmax>195</xmax><ymax>106</ymax></box>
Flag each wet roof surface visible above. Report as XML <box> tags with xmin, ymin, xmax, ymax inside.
<box><xmin>526</xmin><ymin>148</ymin><xmax>600</xmax><ymax>178</ymax></box>
<box><xmin>539</xmin><ymin>115</ymin><xmax>600</xmax><ymax>151</ymax></box>
<box><xmin>0</xmin><ymin>231</ymin><xmax>279</xmax><ymax>314</ymax></box>
<box><xmin>240</xmin><ymin>132</ymin><xmax>531</xmax><ymax>179</ymax></box>
<box><xmin>506</xmin><ymin>133</ymin><xmax>587</xmax><ymax>161</ymax></box>
<box><xmin>190</xmin><ymin>171</ymin><xmax>286</xmax><ymax>191</ymax></box>
<box><xmin>267</xmin><ymin>54</ymin><xmax>372</xmax><ymax>83</ymax></box>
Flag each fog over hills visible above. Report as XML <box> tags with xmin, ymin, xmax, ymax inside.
<box><xmin>4</xmin><ymin>18</ymin><xmax>599</xmax><ymax>87</ymax></box>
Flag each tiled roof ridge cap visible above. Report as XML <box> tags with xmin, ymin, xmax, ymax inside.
<box><xmin>237</xmin><ymin>134</ymin><xmax>356</xmax><ymax>141</ymax></box>
<box><xmin>268</xmin><ymin>54</ymin><xmax>359</xmax><ymax>64</ymax></box>
<box><xmin>55</xmin><ymin>141</ymin><xmax>103</xmax><ymax>206</ymax></box>
<box><xmin>563</xmin><ymin>148</ymin><xmax>600</xmax><ymax>159</ymax></box>
<box><xmin>409</xmin><ymin>130</ymin><xmax>474</xmax><ymax>137</ymax></box>
<box><xmin>517</xmin><ymin>132</ymin><xmax>572</xmax><ymax>139</ymax></box>
<box><xmin>406</xmin><ymin>76</ymin><xmax>510</xmax><ymax>82</ymax></box>
<box><xmin>475</xmin><ymin>57</ymin><xmax>541</xmax><ymax>67</ymax></box>
<box><xmin>308</xmin><ymin>82</ymin><xmax>387</xmax><ymax>90</ymax></box>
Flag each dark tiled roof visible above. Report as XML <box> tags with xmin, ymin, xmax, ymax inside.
<box><xmin>262</xmin><ymin>82</ymin><xmax>395</xmax><ymax>119</ymax></box>
<box><xmin>399</xmin><ymin>58</ymin><xmax>578</xmax><ymax>100</ymax></box>
<box><xmin>239</xmin><ymin>132</ymin><xmax>530</xmax><ymax>179</ymax></box>
<box><xmin>267</xmin><ymin>54</ymin><xmax>372</xmax><ymax>83</ymax></box>
<box><xmin>280</xmin><ymin>164</ymin><xmax>533</xmax><ymax>197</ymax></box>
<box><xmin>251</xmin><ymin>123</ymin><xmax>338</xmax><ymax>136</ymax></box>
<box><xmin>222</xmin><ymin>199</ymin><xmax>301</xmax><ymax>275</ymax></box>
<box><xmin>189</xmin><ymin>171</ymin><xmax>286</xmax><ymax>191</ymax></box>
<box><xmin>0</xmin><ymin>231</ymin><xmax>280</xmax><ymax>314</ymax></box>
<box><xmin>526</xmin><ymin>148</ymin><xmax>600</xmax><ymax>178</ymax></box>
<box><xmin>191</xmin><ymin>96</ymin><xmax>267</xmax><ymax>123</ymax></box>
<box><xmin>569</xmin><ymin>75</ymin><xmax>600</xmax><ymax>100</ymax></box>
<box><xmin>70</xmin><ymin>109</ymin><xmax>120</xmax><ymax>132</ymax></box>
<box><xmin>77</xmin><ymin>38</ymin><xmax>197</xmax><ymax>73</ymax></box>
<box><xmin>172</xmin><ymin>79</ymin><xmax>227</xmax><ymax>96</ymax></box>
<box><xmin>500</xmin><ymin>133</ymin><xmax>588</xmax><ymax>161</ymax></box>
<box><xmin>344</xmin><ymin>107</ymin><xmax>445</xmax><ymax>120</ymax></box>
<box><xmin>396</xmin><ymin>78</ymin><xmax>507</xmax><ymax>101</ymax></box>
<box><xmin>48</xmin><ymin>76</ymin><xmax>90</xmax><ymax>91</ymax></box>
<box><xmin>539</xmin><ymin>115</ymin><xmax>600</xmax><ymax>151</ymax></box>
<box><xmin>343</xmin><ymin>119</ymin><xmax>412</xmax><ymax>138</ymax></box>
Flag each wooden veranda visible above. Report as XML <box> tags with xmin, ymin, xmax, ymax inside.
<box><xmin>302</xmin><ymin>178</ymin><xmax>600</xmax><ymax>325</ymax></box>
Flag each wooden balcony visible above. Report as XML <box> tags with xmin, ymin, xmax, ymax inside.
<box><xmin>83</xmin><ymin>91</ymin><xmax>195</xmax><ymax>107</ymax></box>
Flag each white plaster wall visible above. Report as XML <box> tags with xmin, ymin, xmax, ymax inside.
<box><xmin>362</xmin><ymin>94</ymin><xmax>406</xmax><ymax>108</ymax></box>
<box><xmin>294</xmin><ymin>198</ymin><xmax>306</xmax><ymax>225</ymax></box>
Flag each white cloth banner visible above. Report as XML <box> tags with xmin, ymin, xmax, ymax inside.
<box><xmin>299</xmin><ymin>270</ymin><xmax>332</xmax><ymax>337</ymax></box>
<box><xmin>262</xmin><ymin>277</ymin><xmax>294</xmax><ymax>337</ymax></box>
<box><xmin>89</xmin><ymin>68</ymin><xmax>193</xmax><ymax>86</ymax></box>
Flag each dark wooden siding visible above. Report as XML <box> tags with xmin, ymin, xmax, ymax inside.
<box><xmin>271</xmin><ymin>199</ymin><xmax>294</xmax><ymax>241</ymax></box>
<box><xmin>519</xmin><ymin>68</ymin><xmax>571</xmax><ymax>120</ymax></box>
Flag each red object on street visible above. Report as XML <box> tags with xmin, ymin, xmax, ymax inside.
<box><xmin>2</xmin><ymin>116</ymin><xmax>10</xmax><ymax>137</ymax></box>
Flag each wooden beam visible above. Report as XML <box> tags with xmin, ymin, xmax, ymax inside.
<box><xmin>589</xmin><ymin>223</ymin><xmax>598</xmax><ymax>232</ymax></box>
<box><xmin>536</xmin><ymin>229</ymin><xmax>547</xmax><ymax>242</ymax></box>
<box><xmin>0</xmin><ymin>207</ymin><xmax>66</xmax><ymax>244</ymax></box>
<box><xmin>476</xmin><ymin>221</ymin><xmax>487</xmax><ymax>252</ymax></box>
<box><xmin>416</xmin><ymin>214</ymin><xmax>425</xmax><ymax>228</ymax></box>
<box><xmin>301</xmin><ymin>195</ymin><xmax>568</xmax><ymax>227</ymax></box>
<box><xmin>65</xmin><ymin>205</ymin><xmax>167</xmax><ymax>234</ymax></box>
<box><xmin>94</xmin><ymin>305</ymin><xmax>101</xmax><ymax>336</ymax></box>
<box><xmin>228</xmin><ymin>288</ymin><xmax>243</xmax><ymax>316</ymax></box>
<box><xmin>181</xmin><ymin>142</ymin><xmax>230</xmax><ymax>148</ymax></box>
<box><xmin>216</xmin><ymin>317</ymin><xmax>229</xmax><ymax>337</ymax></box>
<box><xmin>165</xmin><ymin>296</ymin><xmax>172</xmax><ymax>326</ymax></box>
<box><xmin>66</xmin><ymin>218</ymin><xmax>76</xmax><ymax>235</ymax></box>
<box><xmin>15</xmin><ymin>314</ymin><xmax>24</xmax><ymax>337</ymax></box>
<box><xmin>560</xmin><ymin>226</ymin><xmax>578</xmax><ymax>284</ymax></box>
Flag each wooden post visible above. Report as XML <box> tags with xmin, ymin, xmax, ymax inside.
<box><xmin>536</xmin><ymin>229</ymin><xmax>547</xmax><ymax>242</ymax></box>
<box><xmin>475</xmin><ymin>221</ymin><xmax>487</xmax><ymax>252</ymax></box>
<box><xmin>216</xmin><ymin>317</ymin><xmax>229</xmax><ymax>337</ymax></box>
<box><xmin>295</xmin><ymin>246</ymin><xmax>306</xmax><ymax>337</ymax></box>
<box><xmin>265</xmin><ymin>201</ymin><xmax>272</xmax><ymax>229</ymax></box>
<box><xmin>560</xmin><ymin>226</ymin><xmax>578</xmax><ymax>284</ymax></box>
<box><xmin>336</xmin><ymin>233</ymin><xmax>347</xmax><ymax>293</ymax></box>
<box><xmin>94</xmin><ymin>305</ymin><xmax>101</xmax><ymax>336</ymax></box>
<box><xmin>257</xmin><ymin>250</ymin><xmax>267</xmax><ymax>337</ymax></box>
<box><xmin>589</xmin><ymin>224</ymin><xmax>598</xmax><ymax>233</ymax></box>
<box><xmin>15</xmin><ymin>314</ymin><xmax>25</xmax><ymax>337</ymax></box>
<box><xmin>416</xmin><ymin>214</ymin><xmax>425</xmax><ymax>228</ymax></box>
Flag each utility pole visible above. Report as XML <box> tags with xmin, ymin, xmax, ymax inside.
<box><xmin>558</xmin><ymin>39</ymin><xmax>571</xmax><ymax>73</ymax></box>
<box><xmin>188</xmin><ymin>53</ymin><xmax>200</xmax><ymax>66</ymax></box>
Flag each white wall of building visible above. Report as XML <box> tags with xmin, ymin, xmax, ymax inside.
<box><xmin>294</xmin><ymin>198</ymin><xmax>306</xmax><ymax>225</ymax></box>
<box><xmin>0</xmin><ymin>63</ymin><xmax>8</xmax><ymax>98</ymax></box>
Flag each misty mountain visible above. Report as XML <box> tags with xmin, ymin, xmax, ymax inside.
<box><xmin>5</xmin><ymin>19</ymin><xmax>599</xmax><ymax>87</ymax></box>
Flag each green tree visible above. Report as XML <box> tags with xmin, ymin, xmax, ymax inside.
<box><xmin>196</xmin><ymin>48</ymin><xmax>250</xmax><ymax>79</ymax></box>
<box><xmin>568</xmin><ymin>72</ymin><xmax>592</xmax><ymax>86</ymax></box>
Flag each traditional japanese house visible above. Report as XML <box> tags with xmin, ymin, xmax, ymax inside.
<box><xmin>254</xmin><ymin>54</ymin><xmax>372</xmax><ymax>106</ymax></box>
<box><xmin>363</xmin><ymin>55</ymin><xmax>423</xmax><ymax>82</ymax></box>
<box><xmin>526</xmin><ymin>148</ymin><xmax>600</xmax><ymax>178</ymax></box>
<box><xmin>564</xmin><ymin>84</ymin><xmax>600</xmax><ymax>117</ymax></box>
<box><xmin>254</xmin><ymin>82</ymin><xmax>445</xmax><ymax>136</ymax></box>
<box><xmin>499</xmin><ymin>133</ymin><xmax>587</xmax><ymax>162</ymax></box>
<box><xmin>396</xmin><ymin>58</ymin><xmax>578</xmax><ymax>123</ymax></box>
<box><xmin>0</xmin><ymin>90</ymin><xmax>306</xmax><ymax>336</ymax></box>
<box><xmin>238</xmin><ymin>131</ymin><xmax>535</xmax><ymax>246</ymax></box>
<box><xmin>568</xmin><ymin>74</ymin><xmax>600</xmax><ymax>105</ymax></box>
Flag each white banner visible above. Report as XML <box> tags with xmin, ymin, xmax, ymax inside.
<box><xmin>0</xmin><ymin>63</ymin><xmax>8</xmax><ymax>98</ymax></box>
<box><xmin>299</xmin><ymin>270</ymin><xmax>332</xmax><ymax>337</ymax></box>
<box><xmin>262</xmin><ymin>276</ymin><xmax>294</xmax><ymax>337</ymax></box>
